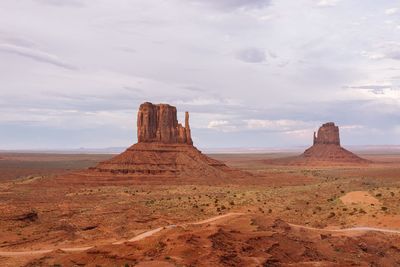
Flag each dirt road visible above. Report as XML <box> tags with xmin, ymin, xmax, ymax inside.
<box><xmin>2</xmin><ymin>212</ymin><xmax>400</xmax><ymax>257</ymax></box>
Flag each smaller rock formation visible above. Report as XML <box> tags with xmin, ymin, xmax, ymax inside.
<box><xmin>301</xmin><ymin>122</ymin><xmax>368</xmax><ymax>164</ymax></box>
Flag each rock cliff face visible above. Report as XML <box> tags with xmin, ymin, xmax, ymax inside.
<box><xmin>137</xmin><ymin>102</ymin><xmax>192</xmax><ymax>145</ymax></box>
<box><xmin>313</xmin><ymin>122</ymin><xmax>340</xmax><ymax>146</ymax></box>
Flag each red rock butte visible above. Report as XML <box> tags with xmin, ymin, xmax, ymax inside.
<box><xmin>137</xmin><ymin>102</ymin><xmax>193</xmax><ymax>145</ymax></box>
<box><xmin>301</xmin><ymin>122</ymin><xmax>368</xmax><ymax>164</ymax></box>
<box><xmin>89</xmin><ymin>102</ymin><xmax>241</xmax><ymax>181</ymax></box>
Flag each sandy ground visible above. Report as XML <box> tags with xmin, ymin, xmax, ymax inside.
<box><xmin>0</xmin><ymin>151</ymin><xmax>400</xmax><ymax>266</ymax></box>
<box><xmin>340</xmin><ymin>191</ymin><xmax>380</xmax><ymax>206</ymax></box>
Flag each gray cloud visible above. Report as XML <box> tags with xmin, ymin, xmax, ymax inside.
<box><xmin>188</xmin><ymin>0</ymin><xmax>271</xmax><ymax>10</ymax></box>
<box><xmin>363</xmin><ymin>42</ymin><xmax>400</xmax><ymax>61</ymax></box>
<box><xmin>33</xmin><ymin>0</ymin><xmax>84</xmax><ymax>7</ymax></box>
<box><xmin>0</xmin><ymin>43</ymin><xmax>76</xmax><ymax>70</ymax></box>
<box><xmin>236</xmin><ymin>48</ymin><xmax>266</xmax><ymax>63</ymax></box>
<box><xmin>344</xmin><ymin>85</ymin><xmax>394</xmax><ymax>94</ymax></box>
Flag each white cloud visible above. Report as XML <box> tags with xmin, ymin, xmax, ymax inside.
<box><xmin>207</xmin><ymin>119</ymin><xmax>317</xmax><ymax>133</ymax></box>
<box><xmin>361</xmin><ymin>51</ymin><xmax>386</xmax><ymax>60</ymax></box>
<box><xmin>207</xmin><ymin>120</ymin><xmax>237</xmax><ymax>132</ymax></box>
<box><xmin>361</xmin><ymin>42</ymin><xmax>400</xmax><ymax>61</ymax></box>
<box><xmin>341</xmin><ymin>125</ymin><xmax>364</xmax><ymax>130</ymax></box>
<box><xmin>385</xmin><ymin>8</ymin><xmax>398</xmax><ymax>15</ymax></box>
<box><xmin>316</xmin><ymin>0</ymin><xmax>340</xmax><ymax>7</ymax></box>
<box><xmin>244</xmin><ymin>119</ymin><xmax>308</xmax><ymax>130</ymax></box>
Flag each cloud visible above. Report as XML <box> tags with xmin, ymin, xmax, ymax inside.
<box><xmin>207</xmin><ymin>120</ymin><xmax>238</xmax><ymax>132</ymax></box>
<box><xmin>361</xmin><ymin>51</ymin><xmax>386</xmax><ymax>60</ymax></box>
<box><xmin>361</xmin><ymin>42</ymin><xmax>400</xmax><ymax>61</ymax></box>
<box><xmin>236</xmin><ymin>48</ymin><xmax>266</xmax><ymax>63</ymax></box>
<box><xmin>385</xmin><ymin>8</ymin><xmax>398</xmax><ymax>15</ymax></box>
<box><xmin>316</xmin><ymin>0</ymin><xmax>340</xmax><ymax>7</ymax></box>
<box><xmin>188</xmin><ymin>0</ymin><xmax>271</xmax><ymax>11</ymax></box>
<box><xmin>207</xmin><ymin>118</ymin><xmax>316</xmax><ymax>134</ymax></box>
<box><xmin>344</xmin><ymin>84</ymin><xmax>393</xmax><ymax>94</ymax></box>
<box><xmin>0</xmin><ymin>43</ymin><xmax>76</xmax><ymax>70</ymax></box>
<box><xmin>33</xmin><ymin>0</ymin><xmax>84</xmax><ymax>7</ymax></box>
<box><xmin>244</xmin><ymin>119</ymin><xmax>309</xmax><ymax>130</ymax></box>
<box><xmin>341</xmin><ymin>124</ymin><xmax>364</xmax><ymax>130</ymax></box>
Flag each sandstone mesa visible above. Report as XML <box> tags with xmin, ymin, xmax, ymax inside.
<box><xmin>90</xmin><ymin>102</ymin><xmax>242</xmax><ymax>181</ymax></box>
<box><xmin>302</xmin><ymin>122</ymin><xmax>368</xmax><ymax>164</ymax></box>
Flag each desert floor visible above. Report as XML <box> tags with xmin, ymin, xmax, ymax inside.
<box><xmin>0</xmin><ymin>151</ymin><xmax>399</xmax><ymax>266</ymax></box>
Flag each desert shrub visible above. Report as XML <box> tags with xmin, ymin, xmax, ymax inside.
<box><xmin>381</xmin><ymin>206</ymin><xmax>388</xmax><ymax>211</ymax></box>
<box><xmin>327</xmin><ymin>212</ymin><xmax>335</xmax><ymax>218</ymax></box>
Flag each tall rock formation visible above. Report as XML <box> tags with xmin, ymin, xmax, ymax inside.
<box><xmin>90</xmin><ymin>102</ymin><xmax>241</xmax><ymax>181</ymax></box>
<box><xmin>137</xmin><ymin>102</ymin><xmax>192</xmax><ymax>144</ymax></box>
<box><xmin>301</xmin><ymin>122</ymin><xmax>368</xmax><ymax>164</ymax></box>
<box><xmin>313</xmin><ymin>122</ymin><xmax>340</xmax><ymax>145</ymax></box>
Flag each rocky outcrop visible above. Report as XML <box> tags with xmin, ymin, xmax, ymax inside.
<box><xmin>301</xmin><ymin>122</ymin><xmax>368</xmax><ymax>164</ymax></box>
<box><xmin>91</xmin><ymin>102</ymin><xmax>241</xmax><ymax>180</ymax></box>
<box><xmin>137</xmin><ymin>102</ymin><xmax>192</xmax><ymax>145</ymax></box>
<box><xmin>313</xmin><ymin>122</ymin><xmax>340</xmax><ymax>145</ymax></box>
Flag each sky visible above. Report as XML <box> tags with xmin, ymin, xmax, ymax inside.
<box><xmin>0</xmin><ymin>0</ymin><xmax>399</xmax><ymax>150</ymax></box>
